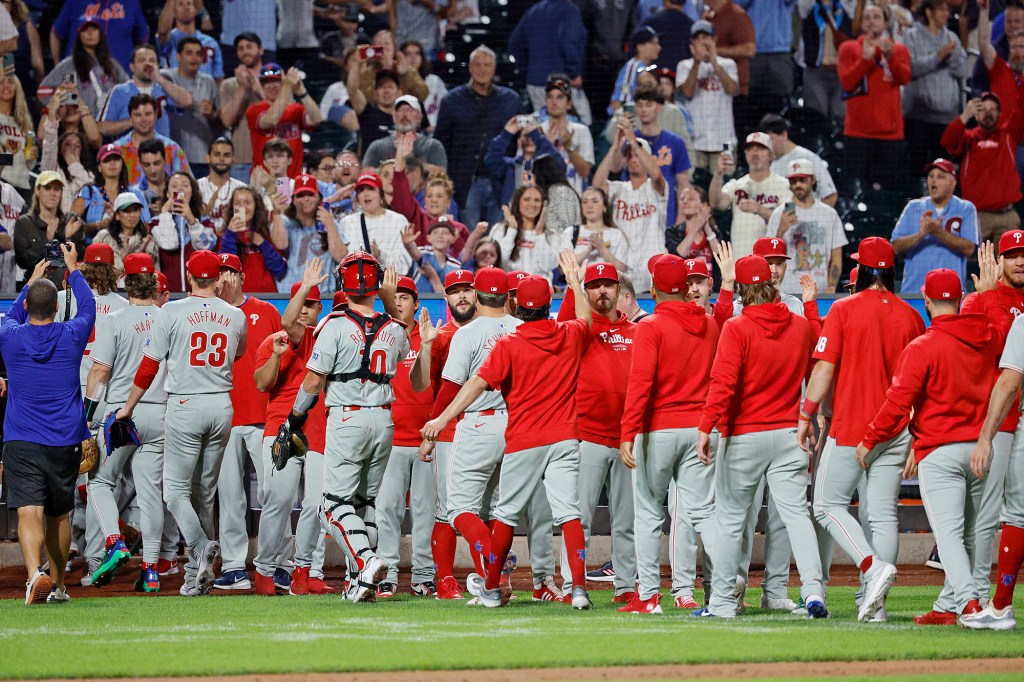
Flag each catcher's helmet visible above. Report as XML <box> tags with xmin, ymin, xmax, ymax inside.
<box><xmin>339</xmin><ymin>250</ymin><xmax>383</xmax><ymax>295</ymax></box>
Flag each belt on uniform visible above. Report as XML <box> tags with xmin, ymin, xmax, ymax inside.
<box><xmin>340</xmin><ymin>404</ymin><xmax>392</xmax><ymax>412</ymax></box>
<box><xmin>981</xmin><ymin>205</ymin><xmax>1016</xmax><ymax>214</ymax></box>
<box><xmin>458</xmin><ymin>409</ymin><xmax>505</xmax><ymax>420</ymax></box>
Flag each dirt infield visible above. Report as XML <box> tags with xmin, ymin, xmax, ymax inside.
<box><xmin>26</xmin><ymin>658</ymin><xmax>1024</xmax><ymax>682</ymax></box>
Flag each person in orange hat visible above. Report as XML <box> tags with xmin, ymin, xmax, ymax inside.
<box><xmin>219</xmin><ymin>184</ymin><xmax>287</xmax><ymax>293</ymax></box>
<box><xmin>212</xmin><ymin>251</ymin><xmax>284</xmax><ymax>593</ymax></box>
<box><xmin>115</xmin><ymin>249</ymin><xmax>248</xmax><ymax>597</ymax></box>
<box><xmin>83</xmin><ymin>253</ymin><xmax>169</xmax><ymax>594</ymax></box>
<box><xmin>798</xmin><ymin>236</ymin><xmax>925</xmax><ymax>622</ymax></box>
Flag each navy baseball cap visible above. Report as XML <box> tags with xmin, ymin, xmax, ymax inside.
<box><xmin>259</xmin><ymin>63</ymin><xmax>283</xmax><ymax>81</ymax></box>
<box><xmin>691</xmin><ymin>20</ymin><xmax>716</xmax><ymax>38</ymax></box>
<box><xmin>630</xmin><ymin>26</ymin><xmax>659</xmax><ymax>50</ymax></box>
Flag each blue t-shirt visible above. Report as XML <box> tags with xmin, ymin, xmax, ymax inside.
<box><xmin>100</xmin><ymin>81</ymin><xmax>171</xmax><ymax>138</ymax></box>
<box><xmin>78</xmin><ymin>185</ymin><xmax>151</xmax><ymax>226</ymax></box>
<box><xmin>52</xmin><ymin>0</ymin><xmax>149</xmax><ymax>71</ymax></box>
<box><xmin>158</xmin><ymin>29</ymin><xmax>224</xmax><ymax>80</ymax></box>
<box><xmin>220</xmin><ymin>0</ymin><xmax>277</xmax><ymax>51</ymax></box>
<box><xmin>277</xmin><ymin>216</ymin><xmax>338</xmax><ymax>294</ymax></box>
<box><xmin>637</xmin><ymin>128</ymin><xmax>691</xmax><ymax>225</ymax></box>
<box><xmin>891</xmin><ymin>195</ymin><xmax>980</xmax><ymax>294</ymax></box>
<box><xmin>413</xmin><ymin>250</ymin><xmax>463</xmax><ymax>293</ymax></box>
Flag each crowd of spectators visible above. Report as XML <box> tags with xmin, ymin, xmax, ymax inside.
<box><xmin>0</xmin><ymin>0</ymin><xmax>1019</xmax><ymax>296</ymax></box>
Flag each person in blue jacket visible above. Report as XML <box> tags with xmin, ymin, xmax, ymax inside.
<box><xmin>485</xmin><ymin>118</ymin><xmax>567</xmax><ymax>207</ymax></box>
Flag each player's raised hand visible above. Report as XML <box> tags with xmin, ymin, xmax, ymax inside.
<box><xmin>696</xmin><ymin>431</ymin><xmax>713</xmax><ymax>465</ymax></box>
<box><xmin>559</xmin><ymin>249</ymin><xmax>583</xmax><ymax>289</ymax></box>
<box><xmin>714</xmin><ymin>241</ymin><xmax>735</xmax><ymax>287</ymax></box>
<box><xmin>303</xmin><ymin>256</ymin><xmax>329</xmax><ymax>288</ymax></box>
<box><xmin>401</xmin><ymin>225</ymin><xmax>420</xmax><ymax>245</ymax></box>
<box><xmin>381</xmin><ymin>264</ymin><xmax>398</xmax><ymax>296</ymax></box>
<box><xmin>418</xmin><ymin>307</ymin><xmax>439</xmax><ymax>345</ymax></box>
<box><xmin>618</xmin><ymin>441</ymin><xmax>636</xmax><ymax>469</ymax></box>
<box><xmin>971</xmin><ymin>241</ymin><xmax>1000</xmax><ymax>294</ymax></box>
<box><xmin>799</xmin><ymin>274</ymin><xmax>817</xmax><ymax>303</ymax></box>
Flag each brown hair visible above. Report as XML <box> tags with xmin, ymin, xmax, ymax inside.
<box><xmin>125</xmin><ymin>273</ymin><xmax>157</xmax><ymax>300</ymax></box>
<box><xmin>737</xmin><ymin>281</ymin><xmax>779</xmax><ymax>308</ymax></box>
<box><xmin>81</xmin><ymin>262</ymin><xmax>120</xmax><ymax>296</ymax></box>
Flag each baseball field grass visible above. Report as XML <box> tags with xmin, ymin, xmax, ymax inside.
<box><xmin>0</xmin><ymin>586</ymin><xmax>1018</xmax><ymax>680</ymax></box>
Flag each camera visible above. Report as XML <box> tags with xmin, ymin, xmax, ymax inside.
<box><xmin>358</xmin><ymin>45</ymin><xmax>384</xmax><ymax>61</ymax></box>
<box><xmin>44</xmin><ymin>239</ymin><xmax>65</xmax><ymax>267</ymax></box>
<box><xmin>516</xmin><ymin>114</ymin><xmax>537</xmax><ymax>129</ymax></box>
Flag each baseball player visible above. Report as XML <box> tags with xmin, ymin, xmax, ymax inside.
<box><xmin>422</xmin><ymin>251</ymin><xmax>594</xmax><ymax>610</ymax></box>
<box><xmin>115</xmin><ymin>250</ymin><xmax>248</xmax><ymax>596</ymax></box>
<box><xmin>860</xmin><ymin>258</ymin><xmax>1005</xmax><ymax>626</ymax></box>
<box><xmin>285</xmin><ymin>251</ymin><xmax>409</xmax><ymax>603</ymax></box>
<box><xmin>410</xmin><ymin>269</ymin><xmax>478</xmax><ymax>600</ymax></box>
<box><xmin>253</xmin><ymin>259</ymin><xmax>333</xmax><ymax>596</ymax></box>
<box><xmin>618</xmin><ymin>255</ymin><xmax>718</xmax><ymax>615</ymax></box>
<box><xmin>213</xmin><ymin>253</ymin><xmax>286</xmax><ymax>592</ymax></box>
<box><xmin>798</xmin><ymin>236</ymin><xmax>925</xmax><ymax>622</ymax></box>
<box><xmin>956</xmin><ymin>229</ymin><xmax>1024</xmax><ymax>610</ymax></box>
<box><xmin>375</xmin><ymin>275</ymin><xmax>438</xmax><ymax>597</ymax></box>
<box><xmin>84</xmin><ymin>254</ymin><xmax>167</xmax><ymax>592</ymax></box>
<box><xmin>554</xmin><ymin>263</ymin><xmax>637</xmax><ymax>604</ymax></box>
<box><xmin>696</xmin><ymin>254</ymin><xmax>826</xmax><ymax>619</ymax></box>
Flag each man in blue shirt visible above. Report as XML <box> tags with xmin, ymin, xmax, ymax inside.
<box><xmin>892</xmin><ymin>158</ymin><xmax>980</xmax><ymax>293</ymax></box>
<box><xmin>634</xmin><ymin>84</ymin><xmax>691</xmax><ymax>226</ymax></box>
<box><xmin>508</xmin><ymin>0</ymin><xmax>588</xmax><ymax>112</ymax></box>
<box><xmin>50</xmin><ymin>0</ymin><xmax>149</xmax><ymax>70</ymax></box>
<box><xmin>156</xmin><ymin>0</ymin><xmax>225</xmax><ymax>83</ymax></box>
<box><xmin>734</xmin><ymin>0</ymin><xmax>795</xmax><ymax>128</ymax></box>
<box><xmin>610</xmin><ymin>27</ymin><xmax>662</xmax><ymax>114</ymax></box>
<box><xmin>99</xmin><ymin>44</ymin><xmax>195</xmax><ymax>140</ymax></box>
<box><xmin>1</xmin><ymin>245</ymin><xmax>95</xmax><ymax>604</ymax></box>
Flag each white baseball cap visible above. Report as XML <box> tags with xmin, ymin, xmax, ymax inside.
<box><xmin>113</xmin><ymin>192</ymin><xmax>143</xmax><ymax>213</ymax></box>
<box><xmin>394</xmin><ymin>94</ymin><xmax>422</xmax><ymax>113</ymax></box>
<box><xmin>786</xmin><ymin>158</ymin><xmax>815</xmax><ymax>179</ymax></box>
<box><xmin>634</xmin><ymin>137</ymin><xmax>653</xmax><ymax>155</ymax></box>
<box><xmin>744</xmin><ymin>132</ymin><xmax>772</xmax><ymax>150</ymax></box>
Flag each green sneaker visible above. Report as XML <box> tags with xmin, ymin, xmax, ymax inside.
<box><xmin>91</xmin><ymin>538</ymin><xmax>131</xmax><ymax>587</ymax></box>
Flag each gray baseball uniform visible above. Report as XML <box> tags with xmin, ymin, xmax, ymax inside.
<box><xmin>1000</xmin><ymin>318</ymin><xmax>1024</xmax><ymax>531</ymax></box>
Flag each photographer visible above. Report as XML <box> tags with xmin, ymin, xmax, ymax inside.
<box><xmin>1</xmin><ymin>242</ymin><xmax>95</xmax><ymax>604</ymax></box>
<box><xmin>14</xmin><ymin>172</ymin><xmax>86</xmax><ymax>285</ymax></box>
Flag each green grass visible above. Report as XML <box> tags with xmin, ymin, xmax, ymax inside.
<box><xmin>0</xmin><ymin>587</ymin><xmax>1018</xmax><ymax>679</ymax></box>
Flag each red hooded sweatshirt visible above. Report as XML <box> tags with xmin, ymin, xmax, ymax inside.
<box><xmin>392</xmin><ymin>323</ymin><xmax>435</xmax><ymax>447</ymax></box>
<box><xmin>699</xmin><ymin>302</ymin><xmax>814</xmax><ymax>437</ymax></box>
<box><xmin>961</xmin><ymin>282</ymin><xmax>1024</xmax><ymax>434</ymax></box>
<box><xmin>558</xmin><ymin>288</ymin><xmax>636</xmax><ymax>447</ymax></box>
<box><xmin>477</xmin><ymin>318</ymin><xmax>589</xmax><ymax>453</ymax></box>
<box><xmin>621</xmin><ymin>300</ymin><xmax>719</xmax><ymax>443</ymax></box>
<box><xmin>863</xmin><ymin>295</ymin><xmax>1007</xmax><ymax>461</ymax></box>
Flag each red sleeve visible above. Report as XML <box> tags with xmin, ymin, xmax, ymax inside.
<box><xmin>430</xmin><ymin>378</ymin><xmax>462</xmax><ymax>419</ymax></box>
<box><xmin>390</xmin><ymin>170</ymin><xmax>426</xmax><ymax>226</ymax></box>
<box><xmin>569</xmin><ymin>318</ymin><xmax>591</xmax><ymax>353</ymax></box>
<box><xmin>862</xmin><ymin>343</ymin><xmax>926</xmax><ymax>449</ymax></box>
<box><xmin>246</xmin><ymin>102</ymin><xmax>264</xmax><ymax>134</ymax></box>
<box><xmin>255</xmin><ymin>335</ymin><xmax>275</xmax><ymax>371</ymax></box>
<box><xmin>476</xmin><ymin>340</ymin><xmax>511</xmax><ymax>390</ymax></box>
<box><xmin>803</xmin><ymin>300</ymin><xmax>822</xmax><ymax>338</ymax></box>
<box><xmin>941</xmin><ymin>117</ymin><xmax>968</xmax><ymax>157</ymax></box>
<box><xmin>620</xmin><ymin>321</ymin><xmax>658</xmax><ymax>443</ymax></box>
<box><xmin>557</xmin><ymin>287</ymin><xmax>577</xmax><ymax>322</ymax></box>
<box><xmin>712</xmin><ymin>288</ymin><xmax>734</xmax><ymax>329</ymax></box>
<box><xmin>980</xmin><ymin>289</ymin><xmax>1011</xmax><ymax>352</ymax></box>
<box><xmin>812</xmin><ymin>304</ymin><xmax>844</xmax><ymax>364</ymax></box>
<box><xmin>890</xmin><ymin>44</ymin><xmax>912</xmax><ymax>85</ymax></box>
<box><xmin>838</xmin><ymin>39</ymin><xmax>876</xmax><ymax>92</ymax></box>
<box><xmin>133</xmin><ymin>354</ymin><xmax>161</xmax><ymax>390</ymax></box>
<box><xmin>698</xmin><ymin>322</ymin><xmax>743</xmax><ymax>433</ymax></box>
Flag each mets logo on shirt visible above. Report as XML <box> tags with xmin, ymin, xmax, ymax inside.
<box><xmin>944</xmin><ymin>217</ymin><xmax>962</xmax><ymax>234</ymax></box>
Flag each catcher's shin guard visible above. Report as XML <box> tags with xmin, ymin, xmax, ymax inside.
<box><xmin>320</xmin><ymin>493</ymin><xmax>374</xmax><ymax>572</ymax></box>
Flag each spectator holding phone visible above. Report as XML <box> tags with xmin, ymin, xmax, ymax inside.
<box><xmin>198</xmin><ymin>137</ymin><xmax>261</xmax><ymax>235</ymax></box>
<box><xmin>0</xmin><ymin>74</ymin><xmax>36</xmax><ymax>199</ymax></box>
<box><xmin>91</xmin><ymin>191</ymin><xmax>159</xmax><ymax>272</ymax></box>
<box><xmin>677</xmin><ymin>21</ymin><xmax>739</xmax><ymax>174</ymax></box>
<box><xmin>219</xmin><ymin>185</ymin><xmax>288</xmax><ymax>293</ymax></box>
<box><xmin>485</xmin><ymin>116</ymin><xmax>564</xmax><ymax>207</ymax></box>
<box><xmin>39</xmin><ymin>130</ymin><xmax>94</xmax><ymax>212</ymax></box>
<box><xmin>572</xmin><ymin>186</ymin><xmax>630</xmax><ymax>271</ymax></box>
<box><xmin>13</xmin><ymin>172</ymin><xmax>86</xmax><ymax>284</ymax></box>
<box><xmin>38</xmin><ymin>82</ymin><xmax>102</xmax><ymax>159</ymax></box>
<box><xmin>39</xmin><ymin>21</ymin><xmax>127</xmax><ymax>118</ymax></box>
<box><xmin>150</xmin><ymin>170</ymin><xmax>216</xmax><ymax>291</ymax></box>
<box><xmin>666</xmin><ymin>186</ymin><xmax>720</xmax><ymax>271</ymax></box>
<box><xmin>349</xmin><ymin>66</ymin><xmax>402</xmax><ymax>154</ymax></box>
<box><xmin>70</xmin><ymin>143</ymin><xmax>150</xmax><ymax>237</ymax></box>
<box><xmin>99</xmin><ymin>44</ymin><xmax>193</xmax><ymax>140</ymax></box>
<box><xmin>351</xmin><ymin>29</ymin><xmax>428</xmax><ymax>104</ymax></box>
<box><xmin>278</xmin><ymin>173</ymin><xmax>346</xmax><ymax>293</ymax></box>
<box><xmin>248</xmin><ymin>137</ymin><xmax>294</xmax><ymax>203</ymax></box>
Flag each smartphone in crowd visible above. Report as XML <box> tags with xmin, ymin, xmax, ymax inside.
<box><xmin>358</xmin><ymin>45</ymin><xmax>384</xmax><ymax>61</ymax></box>
<box><xmin>276</xmin><ymin>176</ymin><xmax>292</xmax><ymax>206</ymax></box>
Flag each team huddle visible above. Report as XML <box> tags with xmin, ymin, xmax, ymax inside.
<box><xmin>44</xmin><ymin>226</ymin><xmax>1024</xmax><ymax>630</ymax></box>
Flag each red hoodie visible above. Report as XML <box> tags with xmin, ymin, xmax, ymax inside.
<box><xmin>622</xmin><ymin>300</ymin><xmax>719</xmax><ymax>443</ymax></box>
<box><xmin>838</xmin><ymin>36</ymin><xmax>912</xmax><ymax>140</ymax></box>
<box><xmin>863</xmin><ymin>296</ymin><xmax>1008</xmax><ymax>460</ymax></box>
<box><xmin>477</xmin><ymin>318</ymin><xmax>589</xmax><ymax>453</ymax></box>
<box><xmin>392</xmin><ymin>323</ymin><xmax>435</xmax><ymax>447</ymax></box>
<box><xmin>699</xmin><ymin>302</ymin><xmax>814</xmax><ymax>437</ymax></box>
<box><xmin>391</xmin><ymin>170</ymin><xmax>471</xmax><ymax>255</ymax></box>
<box><xmin>941</xmin><ymin>112</ymin><xmax>1024</xmax><ymax>211</ymax></box>
<box><xmin>961</xmin><ymin>282</ymin><xmax>1024</xmax><ymax>434</ymax></box>
<box><xmin>712</xmin><ymin>287</ymin><xmax>822</xmax><ymax>336</ymax></box>
<box><xmin>557</xmin><ymin>288</ymin><xmax>635</xmax><ymax>447</ymax></box>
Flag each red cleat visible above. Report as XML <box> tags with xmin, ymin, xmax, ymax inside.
<box><xmin>612</xmin><ymin>591</ymin><xmax>637</xmax><ymax>604</ymax></box>
<box><xmin>156</xmin><ymin>558</ymin><xmax>179</xmax><ymax>576</ymax></box>
<box><xmin>914</xmin><ymin>609</ymin><xmax>956</xmax><ymax>625</ymax></box>
<box><xmin>289</xmin><ymin>567</ymin><xmax>310</xmax><ymax>595</ymax></box>
<box><xmin>617</xmin><ymin>593</ymin><xmax>663</xmax><ymax>614</ymax></box>
<box><xmin>254</xmin><ymin>572</ymin><xmax>276</xmax><ymax>596</ymax></box>
<box><xmin>674</xmin><ymin>595</ymin><xmax>700</xmax><ymax>609</ymax></box>
<box><xmin>435</xmin><ymin>575</ymin><xmax>463</xmax><ymax>600</ymax></box>
<box><xmin>307</xmin><ymin>577</ymin><xmax>335</xmax><ymax>594</ymax></box>
<box><xmin>961</xmin><ymin>599</ymin><xmax>982</xmax><ymax>616</ymax></box>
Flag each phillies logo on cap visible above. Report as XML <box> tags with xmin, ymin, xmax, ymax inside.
<box><xmin>771</xmin><ymin>238</ymin><xmax>780</xmax><ymax>248</ymax></box>
<box><xmin>686</xmin><ymin>261</ymin><xmax>695</xmax><ymax>270</ymax></box>
<box><xmin>221</xmin><ymin>254</ymin><xmax>230</xmax><ymax>263</ymax></box>
<box><xmin>596</xmin><ymin>264</ymin><xmax>606</xmax><ymax>275</ymax></box>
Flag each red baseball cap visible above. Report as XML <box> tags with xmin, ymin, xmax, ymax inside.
<box><xmin>516</xmin><ymin>275</ymin><xmax>552</xmax><ymax>309</ymax></box>
<box><xmin>97</xmin><ymin>143</ymin><xmax>123</xmax><ymax>163</ymax></box>
<box><xmin>684</xmin><ymin>259</ymin><xmax>711</xmax><ymax>279</ymax></box>
<box><xmin>187</xmin><ymin>250</ymin><xmax>221</xmax><ymax>278</ymax></box>
<box><xmin>506</xmin><ymin>270</ymin><xmax>528</xmax><ymax>291</ymax></box>
<box><xmin>444</xmin><ymin>268</ymin><xmax>475</xmax><ymax>291</ymax></box>
<box><xmin>584</xmin><ymin>262</ymin><xmax>619</xmax><ymax>285</ymax></box>
<box><xmin>753</xmin><ymin>237</ymin><xmax>791</xmax><ymax>260</ymax></box>
<box><xmin>155</xmin><ymin>271</ymin><xmax>169</xmax><ymax>294</ymax></box>
<box><xmin>84</xmin><ymin>243</ymin><xmax>115</xmax><ymax>264</ymax></box>
<box><xmin>647</xmin><ymin>253</ymin><xmax>670</xmax><ymax>273</ymax></box>
<box><xmin>123</xmin><ymin>253</ymin><xmax>154</xmax><ymax>275</ymax></box>
<box><xmin>290</xmin><ymin>282</ymin><xmax>321</xmax><ymax>302</ymax></box>
<box><xmin>332</xmin><ymin>290</ymin><xmax>348</xmax><ymax>308</ymax></box>
<box><xmin>735</xmin><ymin>255</ymin><xmax>771</xmax><ymax>284</ymax></box>
<box><xmin>924</xmin><ymin>158</ymin><xmax>956</xmax><ymax>179</ymax></box>
<box><xmin>851</xmin><ymin>236</ymin><xmax>895</xmax><ymax>269</ymax></box>
<box><xmin>397</xmin><ymin>275</ymin><xmax>418</xmax><ymax>298</ymax></box>
<box><xmin>356</xmin><ymin>171</ymin><xmax>383</xmax><ymax>190</ymax></box>
<box><xmin>845</xmin><ymin>265</ymin><xmax>859</xmax><ymax>290</ymax></box>
<box><xmin>475</xmin><ymin>266</ymin><xmax>508</xmax><ymax>294</ymax></box>
<box><xmin>922</xmin><ymin>268</ymin><xmax>962</xmax><ymax>301</ymax></box>
<box><xmin>652</xmin><ymin>254</ymin><xmax>687</xmax><ymax>294</ymax></box>
<box><xmin>294</xmin><ymin>174</ymin><xmax>319</xmax><ymax>196</ymax></box>
<box><xmin>218</xmin><ymin>253</ymin><xmax>242</xmax><ymax>272</ymax></box>
<box><xmin>999</xmin><ymin>229</ymin><xmax>1024</xmax><ymax>255</ymax></box>
<box><xmin>428</xmin><ymin>220</ymin><xmax>457</xmax><ymax>236</ymax></box>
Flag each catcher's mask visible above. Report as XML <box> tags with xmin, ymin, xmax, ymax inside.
<box><xmin>338</xmin><ymin>250</ymin><xmax>384</xmax><ymax>296</ymax></box>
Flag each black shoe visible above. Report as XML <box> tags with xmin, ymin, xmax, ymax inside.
<box><xmin>925</xmin><ymin>545</ymin><xmax>943</xmax><ymax>571</ymax></box>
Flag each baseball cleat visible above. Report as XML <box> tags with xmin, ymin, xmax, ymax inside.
<box><xmin>868</xmin><ymin>606</ymin><xmax>888</xmax><ymax>622</ymax></box>
<box><xmin>675</xmin><ymin>594</ymin><xmax>700</xmax><ymax>609</ymax></box>
<box><xmin>805</xmin><ymin>595</ymin><xmax>829</xmax><ymax>619</ymax></box>
<box><xmin>532</xmin><ymin>576</ymin><xmax>565</xmax><ymax>602</ymax></box>
<box><xmin>179</xmin><ymin>582</ymin><xmax>200</xmax><ymax>597</ymax></box>
<box><xmin>377</xmin><ymin>582</ymin><xmax>398</xmax><ymax>598</ymax></box>
<box><xmin>570</xmin><ymin>586</ymin><xmax>592</xmax><ymax>610</ymax></box>
<box><xmin>613</xmin><ymin>591</ymin><xmax>637</xmax><ymax>604</ymax></box>
<box><xmin>308</xmin><ymin>576</ymin><xmax>335</xmax><ymax>594</ymax></box>
<box><xmin>25</xmin><ymin>570</ymin><xmax>52</xmax><ymax>605</ymax></box>
<box><xmin>858</xmin><ymin>560</ymin><xmax>897</xmax><ymax>622</ymax></box>
<box><xmin>617</xmin><ymin>593</ymin><xmax>663</xmax><ymax>614</ymax></box>
<box><xmin>134</xmin><ymin>564</ymin><xmax>160</xmax><ymax>593</ymax></box>
<box><xmin>157</xmin><ymin>558</ymin><xmax>179</xmax><ymax>576</ymax></box>
<box><xmin>46</xmin><ymin>586</ymin><xmax>71</xmax><ymax>603</ymax></box>
<box><xmin>91</xmin><ymin>538</ymin><xmax>132</xmax><ymax>587</ymax></box>
<box><xmin>925</xmin><ymin>545</ymin><xmax>943</xmax><ymax>571</ymax></box>
<box><xmin>692</xmin><ymin>607</ymin><xmax>716</xmax><ymax>618</ymax></box>
<box><xmin>466</xmin><ymin>572</ymin><xmax>510</xmax><ymax>608</ymax></box>
<box><xmin>762</xmin><ymin>595</ymin><xmax>799</xmax><ymax>611</ymax></box>
<box><xmin>436</xmin><ymin>576</ymin><xmax>464</xmax><ymax>600</ymax></box>
<box><xmin>411</xmin><ymin>581</ymin><xmax>437</xmax><ymax>597</ymax></box>
<box><xmin>790</xmin><ymin>599</ymin><xmax>809</xmax><ymax>616</ymax></box>
<box><xmin>194</xmin><ymin>540</ymin><xmax>220</xmax><ymax>595</ymax></box>
<box><xmin>213</xmin><ymin>569</ymin><xmax>251</xmax><ymax>591</ymax></box>
<box><xmin>960</xmin><ymin>603</ymin><xmax>1016</xmax><ymax>630</ymax></box>
<box><xmin>732</xmin><ymin>576</ymin><xmax>747</xmax><ymax>615</ymax></box>
<box><xmin>961</xmin><ymin>599</ymin><xmax>982</xmax><ymax>617</ymax></box>
<box><xmin>273</xmin><ymin>568</ymin><xmax>292</xmax><ymax>592</ymax></box>
<box><xmin>352</xmin><ymin>556</ymin><xmax>388</xmax><ymax>603</ymax></box>
<box><xmin>79</xmin><ymin>560</ymin><xmax>101</xmax><ymax>587</ymax></box>
<box><xmin>586</xmin><ymin>560</ymin><xmax>616</xmax><ymax>582</ymax></box>
<box><xmin>254</xmin><ymin>572</ymin><xmax>276</xmax><ymax>596</ymax></box>
<box><xmin>290</xmin><ymin>567</ymin><xmax>310</xmax><ymax>595</ymax></box>
<box><xmin>914</xmin><ymin>609</ymin><xmax>957</xmax><ymax>625</ymax></box>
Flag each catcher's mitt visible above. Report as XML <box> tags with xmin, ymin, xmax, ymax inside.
<box><xmin>80</xmin><ymin>437</ymin><xmax>99</xmax><ymax>474</ymax></box>
<box><xmin>102</xmin><ymin>410</ymin><xmax>142</xmax><ymax>455</ymax></box>
<box><xmin>271</xmin><ymin>419</ymin><xmax>309</xmax><ymax>471</ymax></box>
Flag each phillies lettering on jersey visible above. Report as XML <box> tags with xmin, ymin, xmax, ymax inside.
<box><xmin>615</xmin><ymin>199</ymin><xmax>658</xmax><ymax>221</ymax></box>
<box><xmin>91</xmin><ymin>305</ymin><xmax>168</xmax><ymax>405</ymax></box>
<box><xmin>597</xmin><ymin>330</ymin><xmax>634</xmax><ymax>350</ymax></box>
<box><xmin>734</xmin><ymin>189</ymin><xmax>781</xmax><ymax>205</ymax></box>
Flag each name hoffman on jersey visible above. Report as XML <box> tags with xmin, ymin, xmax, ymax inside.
<box><xmin>187</xmin><ymin>309</ymin><xmax>235</xmax><ymax>328</ymax></box>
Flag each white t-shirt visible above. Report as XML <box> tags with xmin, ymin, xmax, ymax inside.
<box><xmin>574</xmin><ymin>225</ymin><xmax>630</xmax><ymax>268</ymax></box>
<box><xmin>542</xmin><ymin>120</ymin><xmax>596</xmax><ymax>197</ymax></box>
<box><xmin>0</xmin><ymin>182</ymin><xmax>24</xmax><ymax>292</ymax></box>
<box><xmin>767</xmin><ymin>200</ymin><xmax>848</xmax><ymax>296</ymax></box>
<box><xmin>340</xmin><ymin>209</ymin><xmax>413</xmax><ymax>277</ymax></box>
<box><xmin>492</xmin><ymin>223</ymin><xmax>573</xmax><ymax>281</ymax></box>
<box><xmin>721</xmin><ymin>172</ymin><xmax>791</xmax><ymax>258</ymax></box>
<box><xmin>771</xmin><ymin>146</ymin><xmax>838</xmax><ymax>202</ymax></box>
<box><xmin>606</xmin><ymin>177</ymin><xmax>668</xmax><ymax>292</ymax></box>
<box><xmin>676</xmin><ymin>57</ymin><xmax>738</xmax><ymax>152</ymax></box>
<box><xmin>0</xmin><ymin>5</ymin><xmax>16</xmax><ymax>42</ymax></box>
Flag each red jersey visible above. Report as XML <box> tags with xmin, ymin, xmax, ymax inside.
<box><xmin>477</xmin><ymin>318</ymin><xmax>589</xmax><ymax>453</ymax></box>
<box><xmin>622</xmin><ymin>301</ymin><xmax>719</xmax><ymax>443</ymax></box>
<box><xmin>246</xmin><ymin>100</ymin><xmax>308</xmax><ymax>178</ymax></box>
<box><xmin>429</xmin><ymin>320</ymin><xmax>460</xmax><ymax>443</ymax></box>
<box><xmin>557</xmin><ymin>288</ymin><xmax>636</xmax><ymax>447</ymax></box>
<box><xmin>230</xmin><ymin>296</ymin><xmax>282</xmax><ymax>425</ymax></box>
<box><xmin>712</xmin><ymin>288</ymin><xmax>822</xmax><ymax>336</ymax></box>
<box><xmin>256</xmin><ymin>327</ymin><xmax>327</xmax><ymax>453</ymax></box>
<box><xmin>838</xmin><ymin>36</ymin><xmax>912</xmax><ymax>140</ymax></box>
<box><xmin>941</xmin><ymin>113</ymin><xmax>1024</xmax><ymax>211</ymax></box>
<box><xmin>813</xmin><ymin>289</ymin><xmax>924</xmax><ymax>446</ymax></box>
<box><xmin>961</xmin><ymin>282</ymin><xmax>1024</xmax><ymax>433</ymax></box>
<box><xmin>393</xmin><ymin>323</ymin><xmax>434</xmax><ymax>447</ymax></box>
<box><xmin>699</xmin><ymin>303</ymin><xmax>813</xmax><ymax>437</ymax></box>
<box><xmin>987</xmin><ymin>58</ymin><xmax>1024</xmax><ymax>122</ymax></box>
<box><xmin>863</xmin><ymin>299</ymin><xmax>1006</xmax><ymax>460</ymax></box>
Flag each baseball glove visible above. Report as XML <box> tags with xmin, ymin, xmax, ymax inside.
<box><xmin>80</xmin><ymin>437</ymin><xmax>99</xmax><ymax>474</ymax></box>
<box><xmin>271</xmin><ymin>414</ymin><xmax>310</xmax><ymax>471</ymax></box>
<box><xmin>102</xmin><ymin>410</ymin><xmax>142</xmax><ymax>456</ymax></box>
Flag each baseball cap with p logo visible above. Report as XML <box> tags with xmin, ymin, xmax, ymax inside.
<box><xmin>444</xmin><ymin>269</ymin><xmax>475</xmax><ymax>291</ymax></box>
<box><xmin>999</xmin><ymin>229</ymin><xmax>1024</xmax><ymax>255</ymax></box>
<box><xmin>753</xmin><ymin>237</ymin><xmax>791</xmax><ymax>260</ymax></box>
<box><xmin>584</xmin><ymin>262</ymin><xmax>619</xmax><ymax>285</ymax></box>
<box><xmin>922</xmin><ymin>268</ymin><xmax>962</xmax><ymax>301</ymax></box>
<box><xmin>684</xmin><ymin>259</ymin><xmax>711</xmax><ymax>279</ymax></box>
<box><xmin>218</xmin><ymin>253</ymin><xmax>242</xmax><ymax>272</ymax></box>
